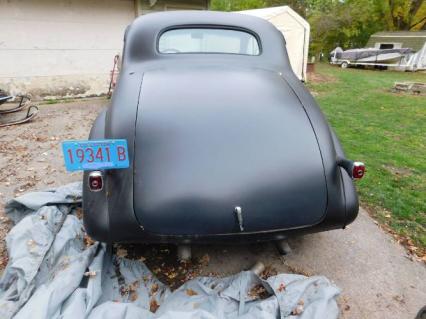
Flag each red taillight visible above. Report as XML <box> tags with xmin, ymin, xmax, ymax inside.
<box><xmin>88</xmin><ymin>171</ymin><xmax>103</xmax><ymax>191</ymax></box>
<box><xmin>352</xmin><ymin>162</ymin><xmax>365</xmax><ymax>179</ymax></box>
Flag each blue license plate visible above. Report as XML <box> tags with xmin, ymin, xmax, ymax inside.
<box><xmin>62</xmin><ymin>139</ymin><xmax>129</xmax><ymax>172</ymax></box>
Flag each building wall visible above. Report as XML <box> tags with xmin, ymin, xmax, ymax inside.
<box><xmin>239</xmin><ymin>7</ymin><xmax>310</xmax><ymax>81</ymax></box>
<box><xmin>366</xmin><ymin>32</ymin><xmax>426</xmax><ymax>52</ymax></box>
<box><xmin>136</xmin><ymin>0</ymin><xmax>208</xmax><ymax>15</ymax></box>
<box><xmin>268</xmin><ymin>11</ymin><xmax>308</xmax><ymax>81</ymax></box>
<box><xmin>0</xmin><ymin>0</ymin><xmax>209</xmax><ymax>99</ymax></box>
<box><xmin>0</xmin><ymin>0</ymin><xmax>135</xmax><ymax>99</ymax></box>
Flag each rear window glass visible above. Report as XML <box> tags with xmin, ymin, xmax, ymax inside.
<box><xmin>159</xmin><ymin>28</ymin><xmax>260</xmax><ymax>55</ymax></box>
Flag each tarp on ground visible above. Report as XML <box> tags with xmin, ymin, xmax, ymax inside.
<box><xmin>0</xmin><ymin>183</ymin><xmax>340</xmax><ymax>319</ymax></box>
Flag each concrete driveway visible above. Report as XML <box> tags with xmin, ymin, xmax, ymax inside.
<box><xmin>0</xmin><ymin>99</ymin><xmax>424</xmax><ymax>318</ymax></box>
<box><xmin>196</xmin><ymin>209</ymin><xmax>426</xmax><ymax>319</ymax></box>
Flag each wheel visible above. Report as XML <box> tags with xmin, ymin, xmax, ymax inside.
<box><xmin>341</xmin><ymin>61</ymin><xmax>349</xmax><ymax>69</ymax></box>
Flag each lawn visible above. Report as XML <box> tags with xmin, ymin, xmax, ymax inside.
<box><xmin>308</xmin><ymin>64</ymin><xmax>426</xmax><ymax>253</ymax></box>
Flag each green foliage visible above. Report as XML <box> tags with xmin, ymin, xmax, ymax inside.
<box><xmin>210</xmin><ymin>0</ymin><xmax>302</xmax><ymax>12</ymax></box>
<box><xmin>376</xmin><ymin>0</ymin><xmax>426</xmax><ymax>31</ymax></box>
<box><xmin>211</xmin><ymin>0</ymin><xmax>263</xmax><ymax>11</ymax></box>
<box><xmin>210</xmin><ymin>0</ymin><xmax>426</xmax><ymax>55</ymax></box>
<box><xmin>308</xmin><ymin>0</ymin><xmax>386</xmax><ymax>55</ymax></box>
<box><xmin>308</xmin><ymin>64</ymin><xmax>426</xmax><ymax>249</ymax></box>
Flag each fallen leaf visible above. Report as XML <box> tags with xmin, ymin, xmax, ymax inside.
<box><xmin>167</xmin><ymin>272</ymin><xmax>178</xmax><ymax>279</ymax></box>
<box><xmin>84</xmin><ymin>234</ymin><xmax>96</xmax><ymax>247</ymax></box>
<box><xmin>150</xmin><ymin>283</ymin><xmax>159</xmax><ymax>296</ymax></box>
<box><xmin>199</xmin><ymin>254</ymin><xmax>210</xmax><ymax>266</ymax></box>
<box><xmin>116</xmin><ymin>247</ymin><xmax>128</xmax><ymax>258</ymax></box>
<box><xmin>150</xmin><ymin>299</ymin><xmax>160</xmax><ymax>313</ymax></box>
<box><xmin>277</xmin><ymin>283</ymin><xmax>286</xmax><ymax>292</ymax></box>
<box><xmin>75</xmin><ymin>208</ymin><xmax>83</xmax><ymax>220</ymax></box>
<box><xmin>120</xmin><ymin>280</ymin><xmax>140</xmax><ymax>301</ymax></box>
<box><xmin>27</xmin><ymin>239</ymin><xmax>37</xmax><ymax>250</ymax></box>
<box><xmin>291</xmin><ymin>304</ymin><xmax>304</xmax><ymax>315</ymax></box>
<box><xmin>260</xmin><ymin>265</ymin><xmax>278</xmax><ymax>279</ymax></box>
<box><xmin>248</xmin><ymin>284</ymin><xmax>269</xmax><ymax>299</ymax></box>
<box><xmin>129</xmin><ymin>291</ymin><xmax>138</xmax><ymax>302</ymax></box>
<box><xmin>84</xmin><ymin>271</ymin><xmax>97</xmax><ymax>277</ymax></box>
<box><xmin>186</xmin><ymin>288</ymin><xmax>198</xmax><ymax>296</ymax></box>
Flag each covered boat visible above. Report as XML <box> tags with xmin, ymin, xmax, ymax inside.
<box><xmin>331</xmin><ymin>46</ymin><xmax>413</xmax><ymax>68</ymax></box>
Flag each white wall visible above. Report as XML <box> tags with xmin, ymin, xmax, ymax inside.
<box><xmin>0</xmin><ymin>0</ymin><xmax>135</xmax><ymax>98</ymax></box>
<box><xmin>269</xmin><ymin>12</ymin><xmax>307</xmax><ymax>81</ymax></box>
<box><xmin>239</xmin><ymin>7</ymin><xmax>310</xmax><ymax>82</ymax></box>
<box><xmin>136</xmin><ymin>0</ymin><xmax>208</xmax><ymax>14</ymax></box>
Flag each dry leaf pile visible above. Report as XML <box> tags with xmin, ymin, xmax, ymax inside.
<box><xmin>248</xmin><ymin>284</ymin><xmax>269</xmax><ymax>300</ymax></box>
<box><xmin>291</xmin><ymin>300</ymin><xmax>305</xmax><ymax>315</ymax></box>
<box><xmin>260</xmin><ymin>265</ymin><xmax>278</xmax><ymax>280</ymax></box>
<box><xmin>113</xmin><ymin>244</ymin><xmax>211</xmax><ymax>291</ymax></box>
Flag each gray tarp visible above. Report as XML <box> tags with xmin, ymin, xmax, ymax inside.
<box><xmin>0</xmin><ymin>183</ymin><xmax>341</xmax><ymax>319</ymax></box>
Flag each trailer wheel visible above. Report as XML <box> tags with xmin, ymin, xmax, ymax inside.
<box><xmin>341</xmin><ymin>61</ymin><xmax>349</xmax><ymax>69</ymax></box>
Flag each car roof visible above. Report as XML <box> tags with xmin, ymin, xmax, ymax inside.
<box><xmin>122</xmin><ymin>11</ymin><xmax>291</xmax><ymax>72</ymax></box>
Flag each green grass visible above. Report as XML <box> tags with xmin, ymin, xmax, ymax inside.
<box><xmin>308</xmin><ymin>64</ymin><xmax>426</xmax><ymax>250</ymax></box>
<box><xmin>42</xmin><ymin>98</ymin><xmax>78</xmax><ymax>105</ymax></box>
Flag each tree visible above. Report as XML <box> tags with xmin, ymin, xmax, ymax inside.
<box><xmin>377</xmin><ymin>0</ymin><xmax>426</xmax><ymax>31</ymax></box>
<box><xmin>210</xmin><ymin>0</ymin><xmax>426</xmax><ymax>57</ymax></box>
<box><xmin>210</xmin><ymin>0</ymin><xmax>310</xmax><ymax>15</ymax></box>
<box><xmin>308</xmin><ymin>0</ymin><xmax>386</xmax><ymax>54</ymax></box>
<box><xmin>210</xmin><ymin>0</ymin><xmax>264</xmax><ymax>11</ymax></box>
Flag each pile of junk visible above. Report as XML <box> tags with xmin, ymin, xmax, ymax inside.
<box><xmin>0</xmin><ymin>90</ymin><xmax>38</xmax><ymax>127</ymax></box>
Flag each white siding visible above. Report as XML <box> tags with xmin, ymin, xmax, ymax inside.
<box><xmin>136</xmin><ymin>0</ymin><xmax>208</xmax><ymax>15</ymax></box>
<box><xmin>0</xmin><ymin>0</ymin><xmax>135</xmax><ymax>97</ymax></box>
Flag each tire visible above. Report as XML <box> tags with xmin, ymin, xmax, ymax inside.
<box><xmin>341</xmin><ymin>61</ymin><xmax>349</xmax><ymax>69</ymax></box>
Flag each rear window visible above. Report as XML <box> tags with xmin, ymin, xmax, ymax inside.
<box><xmin>158</xmin><ymin>28</ymin><xmax>260</xmax><ymax>55</ymax></box>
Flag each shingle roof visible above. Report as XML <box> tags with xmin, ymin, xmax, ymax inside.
<box><xmin>366</xmin><ymin>31</ymin><xmax>426</xmax><ymax>51</ymax></box>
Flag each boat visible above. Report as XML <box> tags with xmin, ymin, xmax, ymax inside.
<box><xmin>331</xmin><ymin>47</ymin><xmax>413</xmax><ymax>67</ymax></box>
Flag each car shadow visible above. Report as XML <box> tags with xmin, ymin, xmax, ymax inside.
<box><xmin>113</xmin><ymin>233</ymin><xmax>324</xmax><ymax>288</ymax></box>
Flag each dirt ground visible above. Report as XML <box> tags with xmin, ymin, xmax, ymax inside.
<box><xmin>0</xmin><ymin>99</ymin><xmax>425</xmax><ymax>319</ymax></box>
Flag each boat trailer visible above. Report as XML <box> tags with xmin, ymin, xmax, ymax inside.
<box><xmin>330</xmin><ymin>47</ymin><xmax>414</xmax><ymax>70</ymax></box>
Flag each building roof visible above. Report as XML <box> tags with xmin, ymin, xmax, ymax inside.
<box><xmin>370</xmin><ymin>31</ymin><xmax>426</xmax><ymax>37</ymax></box>
<box><xmin>238</xmin><ymin>6</ymin><xmax>309</xmax><ymax>29</ymax></box>
<box><xmin>366</xmin><ymin>31</ymin><xmax>426</xmax><ymax>51</ymax></box>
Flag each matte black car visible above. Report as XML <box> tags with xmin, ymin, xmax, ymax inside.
<box><xmin>83</xmin><ymin>11</ymin><xmax>365</xmax><ymax>244</ymax></box>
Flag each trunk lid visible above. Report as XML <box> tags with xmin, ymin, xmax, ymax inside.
<box><xmin>133</xmin><ymin>67</ymin><xmax>327</xmax><ymax>235</ymax></box>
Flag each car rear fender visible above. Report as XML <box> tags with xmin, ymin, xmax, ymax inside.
<box><xmin>83</xmin><ymin>109</ymin><xmax>110</xmax><ymax>241</ymax></box>
<box><xmin>102</xmin><ymin>73</ymin><xmax>146</xmax><ymax>242</ymax></box>
<box><xmin>281</xmin><ymin>70</ymin><xmax>358</xmax><ymax>228</ymax></box>
<box><xmin>330</xmin><ymin>128</ymin><xmax>359</xmax><ymax>226</ymax></box>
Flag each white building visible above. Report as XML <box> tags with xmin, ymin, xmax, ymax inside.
<box><xmin>239</xmin><ymin>6</ymin><xmax>310</xmax><ymax>81</ymax></box>
<box><xmin>0</xmin><ymin>0</ymin><xmax>209</xmax><ymax>99</ymax></box>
